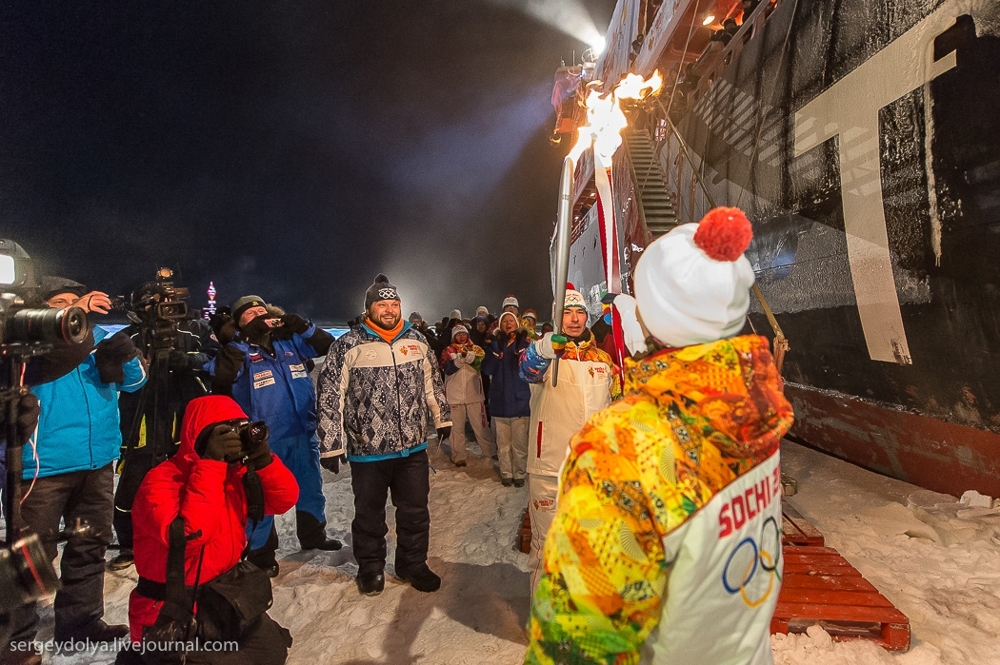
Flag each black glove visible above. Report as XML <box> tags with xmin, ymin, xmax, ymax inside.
<box><xmin>242</xmin><ymin>315</ymin><xmax>272</xmax><ymax>344</ymax></box>
<box><xmin>168</xmin><ymin>349</ymin><xmax>194</xmax><ymax>372</ymax></box>
<box><xmin>95</xmin><ymin>332</ymin><xmax>138</xmax><ymax>384</ymax></box>
<box><xmin>320</xmin><ymin>455</ymin><xmax>345</xmax><ymax>474</ymax></box>
<box><xmin>3</xmin><ymin>391</ymin><xmax>41</xmax><ymax>446</ymax></box>
<box><xmin>280</xmin><ymin>314</ymin><xmax>310</xmax><ymax>335</ymax></box>
<box><xmin>210</xmin><ymin>313</ymin><xmax>238</xmax><ymax>345</ymax></box>
<box><xmin>436</xmin><ymin>426</ymin><xmax>452</xmax><ymax>441</ymax></box>
<box><xmin>245</xmin><ymin>436</ymin><xmax>273</xmax><ymax>470</ymax></box>
<box><xmin>201</xmin><ymin>424</ymin><xmax>243</xmax><ymax>462</ymax></box>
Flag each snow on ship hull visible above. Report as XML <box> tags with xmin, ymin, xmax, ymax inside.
<box><xmin>575</xmin><ymin>0</ymin><xmax>1000</xmax><ymax>497</ymax></box>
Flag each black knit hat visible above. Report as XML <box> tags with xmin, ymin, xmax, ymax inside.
<box><xmin>364</xmin><ymin>274</ymin><xmax>399</xmax><ymax>310</ymax></box>
<box><xmin>41</xmin><ymin>276</ymin><xmax>87</xmax><ymax>302</ymax></box>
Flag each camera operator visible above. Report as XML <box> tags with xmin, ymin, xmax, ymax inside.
<box><xmin>3</xmin><ymin>277</ymin><xmax>147</xmax><ymax>664</ymax></box>
<box><xmin>110</xmin><ymin>281</ymin><xmax>219</xmax><ymax>572</ymax></box>
<box><xmin>115</xmin><ymin>395</ymin><xmax>297</xmax><ymax>665</ymax></box>
<box><xmin>206</xmin><ymin>296</ymin><xmax>337</xmax><ymax>577</ymax></box>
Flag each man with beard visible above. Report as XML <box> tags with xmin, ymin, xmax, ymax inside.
<box><xmin>519</xmin><ymin>286</ymin><xmax>621</xmax><ymax>593</ymax></box>
<box><xmin>317</xmin><ymin>274</ymin><xmax>451</xmax><ymax>596</ymax></box>
<box><xmin>207</xmin><ymin>295</ymin><xmax>338</xmax><ymax>576</ymax></box>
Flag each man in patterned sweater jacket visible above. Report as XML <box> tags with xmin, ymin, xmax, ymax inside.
<box><xmin>317</xmin><ymin>274</ymin><xmax>451</xmax><ymax>597</ymax></box>
<box><xmin>526</xmin><ymin>208</ymin><xmax>794</xmax><ymax>665</ymax></box>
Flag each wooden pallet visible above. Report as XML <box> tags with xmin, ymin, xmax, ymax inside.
<box><xmin>772</xmin><ymin>545</ymin><xmax>911</xmax><ymax>651</ymax></box>
<box><xmin>781</xmin><ymin>499</ymin><xmax>826</xmax><ymax>547</ymax></box>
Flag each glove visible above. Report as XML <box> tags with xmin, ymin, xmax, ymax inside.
<box><xmin>245</xmin><ymin>435</ymin><xmax>273</xmax><ymax>470</ymax></box>
<box><xmin>321</xmin><ymin>455</ymin><xmax>345</xmax><ymax>474</ymax></box>
<box><xmin>280</xmin><ymin>314</ymin><xmax>310</xmax><ymax>335</ymax></box>
<box><xmin>4</xmin><ymin>391</ymin><xmax>41</xmax><ymax>446</ymax></box>
<box><xmin>95</xmin><ymin>332</ymin><xmax>138</xmax><ymax>383</ymax></box>
<box><xmin>451</xmin><ymin>353</ymin><xmax>465</xmax><ymax>365</ymax></box>
<box><xmin>210</xmin><ymin>312</ymin><xmax>238</xmax><ymax>345</ymax></box>
<box><xmin>436</xmin><ymin>426</ymin><xmax>451</xmax><ymax>441</ymax></box>
<box><xmin>536</xmin><ymin>332</ymin><xmax>568</xmax><ymax>360</ymax></box>
<box><xmin>202</xmin><ymin>425</ymin><xmax>243</xmax><ymax>462</ymax></box>
<box><xmin>168</xmin><ymin>349</ymin><xmax>194</xmax><ymax>372</ymax></box>
<box><xmin>464</xmin><ymin>351</ymin><xmax>476</xmax><ymax>364</ymax></box>
<box><xmin>17</xmin><ymin>392</ymin><xmax>41</xmax><ymax>445</ymax></box>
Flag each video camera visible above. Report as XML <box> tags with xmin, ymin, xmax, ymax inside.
<box><xmin>114</xmin><ymin>267</ymin><xmax>190</xmax><ymax>351</ymax></box>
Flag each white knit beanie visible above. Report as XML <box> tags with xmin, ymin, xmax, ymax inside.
<box><xmin>501</xmin><ymin>294</ymin><xmax>519</xmax><ymax>309</ymax></box>
<box><xmin>633</xmin><ymin>207</ymin><xmax>755</xmax><ymax>347</ymax></box>
<box><xmin>451</xmin><ymin>324</ymin><xmax>470</xmax><ymax>341</ymax></box>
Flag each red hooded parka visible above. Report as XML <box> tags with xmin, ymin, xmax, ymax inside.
<box><xmin>127</xmin><ymin>395</ymin><xmax>299</xmax><ymax>642</ymax></box>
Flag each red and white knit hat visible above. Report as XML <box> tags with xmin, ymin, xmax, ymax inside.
<box><xmin>501</xmin><ymin>294</ymin><xmax>519</xmax><ymax>309</ymax></box>
<box><xmin>633</xmin><ymin>207</ymin><xmax>755</xmax><ymax>347</ymax></box>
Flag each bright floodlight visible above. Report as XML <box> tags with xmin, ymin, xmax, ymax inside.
<box><xmin>703</xmin><ymin>14</ymin><xmax>715</xmax><ymax>25</ymax></box>
<box><xmin>486</xmin><ymin>0</ymin><xmax>606</xmax><ymax>57</ymax></box>
<box><xmin>0</xmin><ymin>255</ymin><xmax>15</xmax><ymax>285</ymax></box>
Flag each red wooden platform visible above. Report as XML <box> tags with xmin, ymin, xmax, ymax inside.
<box><xmin>772</xmin><ymin>544</ymin><xmax>911</xmax><ymax>651</ymax></box>
<box><xmin>520</xmin><ymin>498</ymin><xmax>910</xmax><ymax>651</ymax></box>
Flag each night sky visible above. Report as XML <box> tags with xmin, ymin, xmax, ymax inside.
<box><xmin>1</xmin><ymin>1</ymin><xmax>612</xmax><ymax>324</ymax></box>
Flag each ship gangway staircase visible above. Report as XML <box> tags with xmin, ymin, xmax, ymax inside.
<box><xmin>624</xmin><ymin>126</ymin><xmax>678</xmax><ymax>240</ymax></box>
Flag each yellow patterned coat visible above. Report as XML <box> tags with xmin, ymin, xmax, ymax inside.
<box><xmin>526</xmin><ymin>335</ymin><xmax>793</xmax><ymax>665</ymax></box>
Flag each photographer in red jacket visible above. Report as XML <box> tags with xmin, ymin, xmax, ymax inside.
<box><xmin>118</xmin><ymin>396</ymin><xmax>299</xmax><ymax>665</ymax></box>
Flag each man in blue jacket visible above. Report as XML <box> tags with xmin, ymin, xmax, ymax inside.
<box><xmin>4</xmin><ymin>278</ymin><xmax>147</xmax><ymax>664</ymax></box>
<box><xmin>207</xmin><ymin>295</ymin><xmax>338</xmax><ymax>577</ymax></box>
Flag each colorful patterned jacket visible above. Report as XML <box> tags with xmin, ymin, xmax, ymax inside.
<box><xmin>317</xmin><ymin>322</ymin><xmax>451</xmax><ymax>462</ymax></box>
<box><xmin>526</xmin><ymin>335</ymin><xmax>793</xmax><ymax>665</ymax></box>
<box><xmin>519</xmin><ymin>330</ymin><xmax>622</xmax><ymax>476</ymax></box>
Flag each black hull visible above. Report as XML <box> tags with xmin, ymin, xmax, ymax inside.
<box><xmin>655</xmin><ymin>0</ymin><xmax>1000</xmax><ymax>494</ymax></box>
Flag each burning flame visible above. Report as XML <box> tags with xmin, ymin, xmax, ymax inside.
<box><xmin>568</xmin><ymin>70</ymin><xmax>663</xmax><ymax>164</ymax></box>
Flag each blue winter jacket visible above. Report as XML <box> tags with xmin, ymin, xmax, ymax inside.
<box><xmin>480</xmin><ymin>333</ymin><xmax>531</xmax><ymax>418</ymax></box>
<box><xmin>206</xmin><ymin>325</ymin><xmax>327</xmax><ymax>442</ymax></box>
<box><xmin>24</xmin><ymin>327</ymin><xmax>148</xmax><ymax>478</ymax></box>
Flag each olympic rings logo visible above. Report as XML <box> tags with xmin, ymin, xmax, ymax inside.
<box><xmin>721</xmin><ymin>515</ymin><xmax>782</xmax><ymax>607</ymax></box>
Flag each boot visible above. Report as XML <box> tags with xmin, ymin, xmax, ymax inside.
<box><xmin>395</xmin><ymin>563</ymin><xmax>441</xmax><ymax>592</ymax></box>
<box><xmin>107</xmin><ymin>549</ymin><xmax>135</xmax><ymax>571</ymax></box>
<box><xmin>356</xmin><ymin>571</ymin><xmax>385</xmax><ymax>596</ymax></box>
<box><xmin>296</xmin><ymin>510</ymin><xmax>342</xmax><ymax>551</ymax></box>
<box><xmin>54</xmin><ymin>618</ymin><xmax>129</xmax><ymax>643</ymax></box>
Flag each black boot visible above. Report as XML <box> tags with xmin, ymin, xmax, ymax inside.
<box><xmin>395</xmin><ymin>563</ymin><xmax>441</xmax><ymax>592</ymax></box>
<box><xmin>296</xmin><ymin>509</ymin><xmax>342</xmax><ymax>551</ymax></box>
<box><xmin>247</xmin><ymin>524</ymin><xmax>280</xmax><ymax>577</ymax></box>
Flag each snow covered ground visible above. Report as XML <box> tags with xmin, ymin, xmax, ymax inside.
<box><xmin>24</xmin><ymin>438</ymin><xmax>1000</xmax><ymax>664</ymax></box>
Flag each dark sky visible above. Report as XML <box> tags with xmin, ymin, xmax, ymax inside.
<box><xmin>0</xmin><ymin>1</ymin><xmax>613</xmax><ymax>324</ymax></box>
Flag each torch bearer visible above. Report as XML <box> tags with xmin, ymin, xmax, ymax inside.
<box><xmin>551</xmin><ymin>156</ymin><xmax>575</xmax><ymax>386</ymax></box>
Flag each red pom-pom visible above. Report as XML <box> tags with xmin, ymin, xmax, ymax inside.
<box><xmin>693</xmin><ymin>207</ymin><xmax>753</xmax><ymax>261</ymax></box>
<box><xmin>566</xmin><ymin>282</ymin><xmax>575</xmax><ymax>290</ymax></box>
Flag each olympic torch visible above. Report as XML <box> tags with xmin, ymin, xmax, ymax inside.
<box><xmin>551</xmin><ymin>156</ymin><xmax>574</xmax><ymax>386</ymax></box>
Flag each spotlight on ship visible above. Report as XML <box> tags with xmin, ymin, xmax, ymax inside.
<box><xmin>486</xmin><ymin>0</ymin><xmax>606</xmax><ymax>59</ymax></box>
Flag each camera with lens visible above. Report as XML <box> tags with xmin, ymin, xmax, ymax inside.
<box><xmin>0</xmin><ymin>239</ymin><xmax>88</xmax><ymax>347</ymax></box>
<box><xmin>231</xmin><ymin>419</ymin><xmax>269</xmax><ymax>461</ymax></box>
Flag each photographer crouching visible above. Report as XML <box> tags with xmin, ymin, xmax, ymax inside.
<box><xmin>4</xmin><ymin>277</ymin><xmax>148</xmax><ymax>664</ymax></box>
<box><xmin>116</xmin><ymin>395</ymin><xmax>298</xmax><ymax>665</ymax></box>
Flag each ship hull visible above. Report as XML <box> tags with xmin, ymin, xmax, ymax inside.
<box><xmin>574</xmin><ymin>0</ymin><xmax>1000</xmax><ymax>497</ymax></box>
